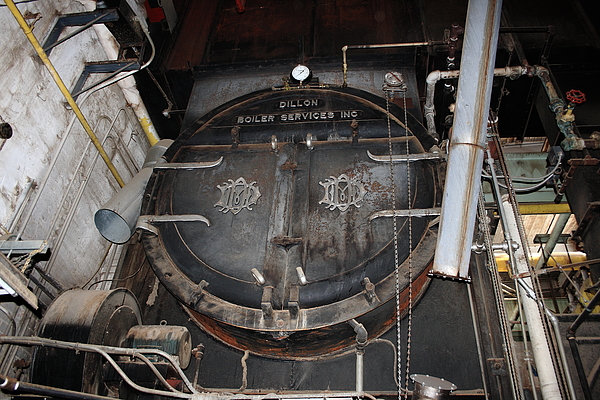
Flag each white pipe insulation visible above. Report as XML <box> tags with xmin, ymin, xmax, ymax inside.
<box><xmin>78</xmin><ymin>0</ymin><xmax>160</xmax><ymax>146</ymax></box>
<box><xmin>430</xmin><ymin>0</ymin><xmax>503</xmax><ymax>280</ymax></box>
<box><xmin>501</xmin><ymin>198</ymin><xmax>563</xmax><ymax>400</ymax></box>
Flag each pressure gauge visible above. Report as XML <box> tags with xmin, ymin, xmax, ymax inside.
<box><xmin>291</xmin><ymin>64</ymin><xmax>312</xmax><ymax>83</ymax></box>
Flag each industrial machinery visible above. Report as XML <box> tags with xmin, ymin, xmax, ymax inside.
<box><xmin>23</xmin><ymin>67</ymin><xmax>469</xmax><ymax>399</ymax></box>
<box><xmin>3</xmin><ymin>1</ymin><xmax>600</xmax><ymax>400</ymax></box>
<box><xmin>139</xmin><ymin>84</ymin><xmax>441</xmax><ymax>359</ymax></box>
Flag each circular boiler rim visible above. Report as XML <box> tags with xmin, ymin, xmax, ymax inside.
<box><xmin>183</xmin><ymin>268</ymin><xmax>432</xmax><ymax>360</ymax></box>
<box><xmin>143</xmin><ymin>225</ymin><xmax>437</xmax><ymax>333</ymax></box>
<box><xmin>142</xmin><ymin>85</ymin><xmax>440</xmax><ymax>334</ymax></box>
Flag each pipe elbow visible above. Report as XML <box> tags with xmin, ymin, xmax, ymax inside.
<box><xmin>348</xmin><ymin>319</ymin><xmax>368</xmax><ymax>348</ymax></box>
<box><xmin>426</xmin><ymin>70</ymin><xmax>441</xmax><ymax>85</ymax></box>
<box><xmin>0</xmin><ymin>375</ymin><xmax>18</xmax><ymax>391</ymax></box>
<box><xmin>533</xmin><ymin>65</ymin><xmax>549</xmax><ymax>79</ymax></box>
<box><xmin>504</xmin><ymin>66</ymin><xmax>527</xmax><ymax>80</ymax></box>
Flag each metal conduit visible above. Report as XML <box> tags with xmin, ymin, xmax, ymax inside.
<box><xmin>424</xmin><ymin>66</ymin><xmax>528</xmax><ymax>139</ymax></box>
<box><xmin>44</xmin><ymin>131</ymin><xmax>134</xmax><ymax>278</ymax></box>
<box><xmin>430</xmin><ymin>0</ymin><xmax>503</xmax><ymax>280</ymax></box>
<box><xmin>424</xmin><ymin>64</ymin><xmax>583</xmax><ymax>152</ymax></box>
<box><xmin>5</xmin><ymin>0</ymin><xmax>125</xmax><ymax>187</ymax></box>
<box><xmin>341</xmin><ymin>41</ymin><xmax>439</xmax><ymax>87</ymax></box>
<box><xmin>0</xmin><ymin>375</ymin><xmax>116</xmax><ymax>400</ymax></box>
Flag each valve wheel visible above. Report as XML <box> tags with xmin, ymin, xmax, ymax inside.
<box><xmin>566</xmin><ymin>89</ymin><xmax>586</xmax><ymax>104</ymax></box>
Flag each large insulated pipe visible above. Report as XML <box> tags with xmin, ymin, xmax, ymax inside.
<box><xmin>501</xmin><ymin>198</ymin><xmax>562</xmax><ymax>400</ymax></box>
<box><xmin>5</xmin><ymin>0</ymin><xmax>125</xmax><ymax>188</ymax></box>
<box><xmin>430</xmin><ymin>0</ymin><xmax>503</xmax><ymax>279</ymax></box>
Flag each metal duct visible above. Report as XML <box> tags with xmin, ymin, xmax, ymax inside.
<box><xmin>431</xmin><ymin>0</ymin><xmax>503</xmax><ymax>279</ymax></box>
<box><xmin>94</xmin><ymin>139</ymin><xmax>173</xmax><ymax>244</ymax></box>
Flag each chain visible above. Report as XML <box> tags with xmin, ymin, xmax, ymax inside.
<box><xmin>386</xmin><ymin>87</ymin><xmax>412</xmax><ymax>399</ymax></box>
<box><xmin>402</xmin><ymin>89</ymin><xmax>413</xmax><ymax>399</ymax></box>
<box><xmin>385</xmin><ymin>93</ymin><xmax>402</xmax><ymax>400</ymax></box>
<box><xmin>477</xmin><ymin>190</ymin><xmax>524</xmax><ymax>400</ymax></box>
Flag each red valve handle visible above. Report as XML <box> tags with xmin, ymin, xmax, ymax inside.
<box><xmin>566</xmin><ymin>89</ymin><xmax>586</xmax><ymax>104</ymax></box>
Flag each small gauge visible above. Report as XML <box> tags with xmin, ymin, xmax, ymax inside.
<box><xmin>384</xmin><ymin>71</ymin><xmax>405</xmax><ymax>87</ymax></box>
<box><xmin>291</xmin><ymin>64</ymin><xmax>312</xmax><ymax>83</ymax></box>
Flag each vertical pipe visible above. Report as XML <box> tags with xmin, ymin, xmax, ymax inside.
<box><xmin>566</xmin><ymin>289</ymin><xmax>600</xmax><ymax>400</ymax></box>
<box><xmin>431</xmin><ymin>0</ymin><xmax>503</xmax><ymax>279</ymax></box>
<box><xmin>356</xmin><ymin>352</ymin><xmax>364</xmax><ymax>393</ymax></box>
<box><xmin>501</xmin><ymin>198</ymin><xmax>562</xmax><ymax>400</ymax></box>
<box><xmin>5</xmin><ymin>0</ymin><xmax>125</xmax><ymax>188</ymax></box>
<box><xmin>348</xmin><ymin>319</ymin><xmax>367</xmax><ymax>394</ymax></box>
<box><xmin>545</xmin><ymin>310</ymin><xmax>578</xmax><ymax>400</ymax></box>
<box><xmin>535</xmin><ymin>213</ymin><xmax>571</xmax><ymax>270</ymax></box>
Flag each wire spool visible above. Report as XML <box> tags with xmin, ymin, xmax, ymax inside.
<box><xmin>31</xmin><ymin>289</ymin><xmax>141</xmax><ymax>395</ymax></box>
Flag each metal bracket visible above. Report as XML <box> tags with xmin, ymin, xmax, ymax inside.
<box><xmin>572</xmin><ymin>201</ymin><xmax>600</xmax><ymax>242</ymax></box>
<box><xmin>0</xmin><ymin>253</ymin><xmax>38</xmax><ymax>310</ymax></box>
<box><xmin>487</xmin><ymin>358</ymin><xmax>507</xmax><ymax>376</ymax></box>
<box><xmin>137</xmin><ymin>215</ymin><xmax>211</xmax><ymax>236</ymax></box>
<box><xmin>272</xmin><ymin>236</ymin><xmax>303</xmax><ymax>248</ymax></box>
<box><xmin>558</xmin><ymin>156</ymin><xmax>600</xmax><ymax>195</ymax></box>
<box><xmin>368</xmin><ymin>208</ymin><xmax>441</xmax><ymax>221</ymax></box>
<box><xmin>351</xmin><ymin>120</ymin><xmax>359</xmax><ymax>145</ymax></box>
<box><xmin>261</xmin><ymin>286</ymin><xmax>274</xmax><ymax>318</ymax></box>
<box><xmin>367</xmin><ymin>150</ymin><xmax>446</xmax><ymax>162</ymax></box>
<box><xmin>0</xmin><ymin>239</ymin><xmax>49</xmax><ymax>256</ymax></box>
<box><xmin>288</xmin><ymin>285</ymin><xmax>300</xmax><ymax>317</ymax></box>
<box><xmin>72</xmin><ymin>61</ymin><xmax>140</xmax><ymax>99</ymax></box>
<box><xmin>43</xmin><ymin>9</ymin><xmax>120</xmax><ymax>55</ymax></box>
<box><xmin>192</xmin><ymin>280</ymin><xmax>209</xmax><ymax>308</ymax></box>
<box><xmin>231</xmin><ymin>126</ymin><xmax>240</xmax><ymax>148</ymax></box>
<box><xmin>153</xmin><ymin>157</ymin><xmax>224</xmax><ymax>170</ymax></box>
<box><xmin>362</xmin><ymin>277</ymin><xmax>379</xmax><ymax>304</ymax></box>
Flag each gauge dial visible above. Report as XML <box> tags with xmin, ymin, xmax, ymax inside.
<box><xmin>291</xmin><ymin>64</ymin><xmax>311</xmax><ymax>83</ymax></box>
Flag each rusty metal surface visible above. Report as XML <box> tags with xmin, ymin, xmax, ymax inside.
<box><xmin>186</xmin><ymin>265</ymin><xmax>431</xmax><ymax>360</ymax></box>
<box><xmin>142</xmin><ymin>87</ymin><xmax>442</xmax><ymax>358</ymax></box>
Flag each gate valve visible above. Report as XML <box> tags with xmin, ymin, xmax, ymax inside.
<box><xmin>562</xmin><ymin>89</ymin><xmax>586</xmax><ymax>122</ymax></box>
<box><xmin>566</xmin><ymin>89</ymin><xmax>586</xmax><ymax>104</ymax></box>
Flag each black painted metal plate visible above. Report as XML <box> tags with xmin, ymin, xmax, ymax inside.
<box><xmin>142</xmin><ymin>87</ymin><xmax>441</xmax><ymax>357</ymax></box>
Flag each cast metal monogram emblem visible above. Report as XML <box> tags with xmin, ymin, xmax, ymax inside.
<box><xmin>319</xmin><ymin>174</ymin><xmax>366</xmax><ymax>212</ymax></box>
<box><xmin>214</xmin><ymin>177</ymin><xmax>261</xmax><ymax>215</ymax></box>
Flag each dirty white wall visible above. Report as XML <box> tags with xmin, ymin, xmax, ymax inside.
<box><xmin>0</xmin><ymin>0</ymin><xmax>151</xmax><ymax>374</ymax></box>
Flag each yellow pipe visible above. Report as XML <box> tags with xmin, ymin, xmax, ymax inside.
<box><xmin>495</xmin><ymin>251</ymin><xmax>586</xmax><ymax>273</ymax></box>
<box><xmin>6</xmin><ymin>0</ymin><xmax>125</xmax><ymax>188</ymax></box>
<box><xmin>519</xmin><ymin>202</ymin><xmax>571</xmax><ymax>215</ymax></box>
